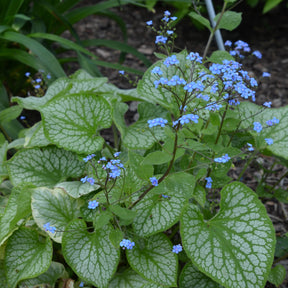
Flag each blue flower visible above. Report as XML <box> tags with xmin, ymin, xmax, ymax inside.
<box><xmin>252</xmin><ymin>50</ymin><xmax>262</xmax><ymax>59</ymax></box>
<box><xmin>214</xmin><ymin>154</ymin><xmax>231</xmax><ymax>163</ymax></box>
<box><xmin>25</xmin><ymin>72</ymin><xmax>30</xmax><ymax>77</ymax></box>
<box><xmin>164</xmin><ymin>10</ymin><xmax>171</xmax><ymax>17</ymax></box>
<box><xmin>114</xmin><ymin>152</ymin><xmax>121</xmax><ymax>157</ymax></box>
<box><xmin>80</xmin><ymin>176</ymin><xmax>88</xmax><ymax>183</ymax></box>
<box><xmin>262</xmin><ymin>72</ymin><xmax>271</xmax><ymax>77</ymax></box>
<box><xmin>247</xmin><ymin>143</ymin><xmax>254</xmax><ymax>151</ymax></box>
<box><xmin>79</xmin><ymin>282</ymin><xmax>84</xmax><ymax>287</ymax></box>
<box><xmin>161</xmin><ymin>194</ymin><xmax>170</xmax><ymax>198</ymax></box>
<box><xmin>253</xmin><ymin>122</ymin><xmax>262</xmax><ymax>133</ymax></box>
<box><xmin>151</xmin><ymin>66</ymin><xmax>163</xmax><ymax>75</ymax></box>
<box><xmin>263</xmin><ymin>102</ymin><xmax>272</xmax><ymax>108</ymax></box>
<box><xmin>266</xmin><ymin>117</ymin><xmax>279</xmax><ymax>126</ymax></box>
<box><xmin>119</xmin><ymin>70</ymin><xmax>125</xmax><ymax>75</ymax></box>
<box><xmin>46</xmin><ymin>73</ymin><xmax>51</xmax><ymax>79</ymax></box>
<box><xmin>43</xmin><ymin>222</ymin><xmax>56</xmax><ymax>233</ymax></box>
<box><xmin>170</xmin><ymin>16</ymin><xmax>177</xmax><ymax>21</ymax></box>
<box><xmin>155</xmin><ymin>35</ymin><xmax>167</xmax><ymax>44</ymax></box>
<box><xmin>265</xmin><ymin>138</ymin><xmax>273</xmax><ymax>145</ymax></box>
<box><xmin>172</xmin><ymin>244</ymin><xmax>182</xmax><ymax>254</ymax></box>
<box><xmin>186</xmin><ymin>52</ymin><xmax>202</xmax><ymax>63</ymax></box>
<box><xmin>177</xmin><ymin>114</ymin><xmax>199</xmax><ymax>125</ymax></box>
<box><xmin>83</xmin><ymin>154</ymin><xmax>96</xmax><ymax>162</ymax></box>
<box><xmin>120</xmin><ymin>239</ymin><xmax>135</xmax><ymax>250</ymax></box>
<box><xmin>86</xmin><ymin>177</ymin><xmax>95</xmax><ymax>185</ymax></box>
<box><xmin>150</xmin><ymin>177</ymin><xmax>158</xmax><ymax>186</ymax></box>
<box><xmin>205</xmin><ymin>177</ymin><xmax>213</xmax><ymax>189</ymax></box>
<box><xmin>34</xmin><ymin>84</ymin><xmax>41</xmax><ymax>89</ymax></box>
<box><xmin>224</xmin><ymin>40</ymin><xmax>232</xmax><ymax>47</ymax></box>
<box><xmin>146</xmin><ymin>20</ymin><xmax>153</xmax><ymax>26</ymax></box>
<box><xmin>20</xmin><ymin>116</ymin><xmax>26</xmax><ymax>120</ymax></box>
<box><xmin>163</xmin><ymin>55</ymin><xmax>179</xmax><ymax>67</ymax></box>
<box><xmin>35</xmin><ymin>78</ymin><xmax>42</xmax><ymax>83</ymax></box>
<box><xmin>88</xmin><ymin>200</ymin><xmax>99</xmax><ymax>209</ymax></box>
<box><xmin>147</xmin><ymin>118</ymin><xmax>168</xmax><ymax>128</ymax></box>
<box><xmin>167</xmin><ymin>30</ymin><xmax>174</xmax><ymax>35</ymax></box>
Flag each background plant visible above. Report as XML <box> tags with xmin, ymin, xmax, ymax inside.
<box><xmin>0</xmin><ymin>3</ymin><xmax>288</xmax><ymax>288</ymax></box>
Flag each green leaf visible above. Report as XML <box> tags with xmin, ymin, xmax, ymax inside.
<box><xmin>41</xmin><ymin>94</ymin><xmax>111</xmax><ymax>154</ymax></box>
<box><xmin>179</xmin><ymin>262</ymin><xmax>223</xmax><ymax>288</ymax></box>
<box><xmin>132</xmin><ymin>184</ymin><xmax>187</xmax><ymax>237</ymax></box>
<box><xmin>19</xmin><ymin>261</ymin><xmax>67</xmax><ymax>287</ymax></box>
<box><xmin>94</xmin><ymin>210</ymin><xmax>114</xmax><ymax>230</ymax></box>
<box><xmin>126</xmin><ymin>234</ymin><xmax>178</xmax><ymax>286</ymax></box>
<box><xmin>193</xmin><ymin>184</ymin><xmax>206</xmax><ymax>207</ymax></box>
<box><xmin>56</xmin><ymin>181</ymin><xmax>99</xmax><ymax>198</ymax></box>
<box><xmin>23</xmin><ymin>122</ymin><xmax>51</xmax><ymax>148</ymax></box>
<box><xmin>128</xmin><ymin>151</ymin><xmax>154</xmax><ymax>180</ymax></box>
<box><xmin>181</xmin><ymin>182</ymin><xmax>275</xmax><ymax>288</ymax></box>
<box><xmin>263</xmin><ymin>0</ymin><xmax>283</xmax><ymax>13</ymax></box>
<box><xmin>214</xmin><ymin>11</ymin><xmax>242</xmax><ymax>31</ymax></box>
<box><xmin>268</xmin><ymin>265</ymin><xmax>286</xmax><ymax>287</ymax></box>
<box><xmin>0</xmin><ymin>185</ymin><xmax>33</xmax><ymax>246</ymax></box>
<box><xmin>137</xmin><ymin>51</ymin><xmax>199</xmax><ymax>114</ymax></box>
<box><xmin>188</xmin><ymin>12</ymin><xmax>212</xmax><ymax>31</ymax></box>
<box><xmin>4</xmin><ymin>228</ymin><xmax>52</xmax><ymax>288</ymax></box>
<box><xmin>1</xmin><ymin>31</ymin><xmax>66</xmax><ymax>78</ymax></box>
<box><xmin>0</xmin><ymin>141</ymin><xmax>8</xmax><ymax>180</ymax></box>
<box><xmin>109</xmin><ymin>230</ymin><xmax>124</xmax><ymax>249</ymax></box>
<box><xmin>0</xmin><ymin>105</ymin><xmax>22</xmax><ymax>124</ymax></box>
<box><xmin>62</xmin><ymin>220</ymin><xmax>120</xmax><ymax>287</ymax></box>
<box><xmin>109</xmin><ymin>205</ymin><xmax>137</xmax><ymax>221</ymax></box>
<box><xmin>142</xmin><ymin>151</ymin><xmax>172</xmax><ymax>165</ymax></box>
<box><xmin>122</xmin><ymin>103</ymin><xmax>169</xmax><ymax>149</ymax></box>
<box><xmin>108</xmin><ymin>268</ymin><xmax>152</xmax><ymax>288</ymax></box>
<box><xmin>208</xmin><ymin>51</ymin><xmax>235</xmax><ymax>64</ymax></box>
<box><xmin>7</xmin><ymin>146</ymin><xmax>85</xmax><ymax>187</ymax></box>
<box><xmin>238</xmin><ymin>102</ymin><xmax>288</xmax><ymax>160</ymax></box>
<box><xmin>0</xmin><ymin>260</ymin><xmax>8</xmax><ymax>287</ymax></box>
<box><xmin>32</xmin><ymin>187</ymin><xmax>81</xmax><ymax>243</ymax></box>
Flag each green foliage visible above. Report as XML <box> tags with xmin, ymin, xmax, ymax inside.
<box><xmin>0</xmin><ymin>5</ymin><xmax>286</xmax><ymax>288</ymax></box>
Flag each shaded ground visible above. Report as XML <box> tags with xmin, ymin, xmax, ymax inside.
<box><xmin>62</xmin><ymin>1</ymin><xmax>288</xmax><ymax>287</ymax></box>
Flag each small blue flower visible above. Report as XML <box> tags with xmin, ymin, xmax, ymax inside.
<box><xmin>120</xmin><ymin>239</ymin><xmax>135</xmax><ymax>250</ymax></box>
<box><xmin>252</xmin><ymin>50</ymin><xmax>262</xmax><ymax>59</ymax></box>
<box><xmin>172</xmin><ymin>244</ymin><xmax>182</xmax><ymax>254</ymax></box>
<box><xmin>214</xmin><ymin>154</ymin><xmax>231</xmax><ymax>163</ymax></box>
<box><xmin>34</xmin><ymin>84</ymin><xmax>41</xmax><ymax>89</ymax></box>
<box><xmin>167</xmin><ymin>30</ymin><xmax>174</xmax><ymax>35</ymax></box>
<box><xmin>114</xmin><ymin>152</ymin><xmax>121</xmax><ymax>157</ymax></box>
<box><xmin>86</xmin><ymin>177</ymin><xmax>95</xmax><ymax>185</ymax></box>
<box><xmin>146</xmin><ymin>20</ymin><xmax>153</xmax><ymax>26</ymax></box>
<box><xmin>164</xmin><ymin>10</ymin><xmax>171</xmax><ymax>17</ymax></box>
<box><xmin>20</xmin><ymin>116</ymin><xmax>26</xmax><ymax>120</ymax></box>
<box><xmin>80</xmin><ymin>176</ymin><xmax>88</xmax><ymax>183</ymax></box>
<box><xmin>155</xmin><ymin>35</ymin><xmax>168</xmax><ymax>44</ymax></box>
<box><xmin>151</xmin><ymin>66</ymin><xmax>163</xmax><ymax>75</ymax></box>
<box><xmin>43</xmin><ymin>222</ymin><xmax>56</xmax><ymax>233</ymax></box>
<box><xmin>263</xmin><ymin>101</ymin><xmax>272</xmax><ymax>108</ymax></box>
<box><xmin>266</xmin><ymin>117</ymin><xmax>279</xmax><ymax>126</ymax></box>
<box><xmin>79</xmin><ymin>282</ymin><xmax>84</xmax><ymax>287</ymax></box>
<box><xmin>161</xmin><ymin>194</ymin><xmax>170</xmax><ymax>198</ymax></box>
<box><xmin>119</xmin><ymin>70</ymin><xmax>125</xmax><ymax>75</ymax></box>
<box><xmin>83</xmin><ymin>154</ymin><xmax>96</xmax><ymax>162</ymax></box>
<box><xmin>88</xmin><ymin>200</ymin><xmax>99</xmax><ymax>209</ymax></box>
<box><xmin>147</xmin><ymin>118</ymin><xmax>168</xmax><ymax>128</ymax></box>
<box><xmin>170</xmin><ymin>16</ymin><xmax>177</xmax><ymax>21</ymax></box>
<box><xmin>35</xmin><ymin>78</ymin><xmax>42</xmax><ymax>83</ymax></box>
<box><xmin>253</xmin><ymin>122</ymin><xmax>262</xmax><ymax>133</ymax></box>
<box><xmin>262</xmin><ymin>72</ymin><xmax>271</xmax><ymax>77</ymax></box>
<box><xmin>247</xmin><ymin>143</ymin><xmax>254</xmax><ymax>151</ymax></box>
<box><xmin>224</xmin><ymin>40</ymin><xmax>232</xmax><ymax>47</ymax></box>
<box><xmin>205</xmin><ymin>177</ymin><xmax>213</xmax><ymax>189</ymax></box>
<box><xmin>25</xmin><ymin>72</ymin><xmax>30</xmax><ymax>77</ymax></box>
<box><xmin>150</xmin><ymin>177</ymin><xmax>158</xmax><ymax>186</ymax></box>
<box><xmin>186</xmin><ymin>52</ymin><xmax>202</xmax><ymax>63</ymax></box>
<box><xmin>46</xmin><ymin>73</ymin><xmax>51</xmax><ymax>79</ymax></box>
<box><xmin>265</xmin><ymin>138</ymin><xmax>273</xmax><ymax>145</ymax></box>
<box><xmin>163</xmin><ymin>55</ymin><xmax>179</xmax><ymax>67</ymax></box>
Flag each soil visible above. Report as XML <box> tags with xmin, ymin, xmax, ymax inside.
<box><xmin>60</xmin><ymin>1</ymin><xmax>288</xmax><ymax>287</ymax></box>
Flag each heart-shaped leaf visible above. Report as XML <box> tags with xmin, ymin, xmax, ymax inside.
<box><xmin>32</xmin><ymin>187</ymin><xmax>81</xmax><ymax>243</ymax></box>
<box><xmin>179</xmin><ymin>262</ymin><xmax>223</xmax><ymax>288</ymax></box>
<box><xmin>62</xmin><ymin>219</ymin><xmax>120</xmax><ymax>287</ymax></box>
<box><xmin>181</xmin><ymin>181</ymin><xmax>275</xmax><ymax>288</ymax></box>
<box><xmin>4</xmin><ymin>228</ymin><xmax>52</xmax><ymax>288</ymax></box>
<box><xmin>126</xmin><ymin>234</ymin><xmax>178</xmax><ymax>286</ymax></box>
<box><xmin>7</xmin><ymin>146</ymin><xmax>85</xmax><ymax>187</ymax></box>
<box><xmin>41</xmin><ymin>94</ymin><xmax>112</xmax><ymax>154</ymax></box>
<box><xmin>56</xmin><ymin>181</ymin><xmax>99</xmax><ymax>198</ymax></box>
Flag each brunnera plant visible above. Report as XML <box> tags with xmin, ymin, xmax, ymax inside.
<box><xmin>1</xmin><ymin>8</ymin><xmax>288</xmax><ymax>288</ymax></box>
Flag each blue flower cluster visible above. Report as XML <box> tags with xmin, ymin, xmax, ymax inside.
<box><xmin>186</xmin><ymin>52</ymin><xmax>202</xmax><ymax>63</ymax></box>
<box><xmin>266</xmin><ymin>117</ymin><xmax>279</xmax><ymax>126</ymax></box>
<box><xmin>154</xmin><ymin>74</ymin><xmax>186</xmax><ymax>88</ymax></box>
<box><xmin>163</xmin><ymin>55</ymin><xmax>179</xmax><ymax>67</ymax></box>
<box><xmin>43</xmin><ymin>222</ymin><xmax>56</xmax><ymax>233</ymax></box>
<box><xmin>253</xmin><ymin>122</ymin><xmax>262</xmax><ymax>133</ymax></box>
<box><xmin>214</xmin><ymin>154</ymin><xmax>231</xmax><ymax>163</ymax></box>
<box><xmin>265</xmin><ymin>138</ymin><xmax>273</xmax><ymax>145</ymax></box>
<box><xmin>105</xmin><ymin>159</ymin><xmax>124</xmax><ymax>179</ymax></box>
<box><xmin>88</xmin><ymin>200</ymin><xmax>99</xmax><ymax>209</ymax></box>
<box><xmin>172</xmin><ymin>244</ymin><xmax>183</xmax><ymax>254</ymax></box>
<box><xmin>147</xmin><ymin>118</ymin><xmax>168</xmax><ymax>128</ymax></box>
<box><xmin>209</xmin><ymin>60</ymin><xmax>257</xmax><ymax>102</ymax></box>
<box><xmin>120</xmin><ymin>239</ymin><xmax>135</xmax><ymax>250</ymax></box>
<box><xmin>81</xmin><ymin>176</ymin><xmax>95</xmax><ymax>185</ymax></box>
<box><xmin>83</xmin><ymin>154</ymin><xmax>95</xmax><ymax>162</ymax></box>
<box><xmin>174</xmin><ymin>114</ymin><xmax>199</xmax><ymax>126</ymax></box>
<box><xmin>151</xmin><ymin>66</ymin><xmax>163</xmax><ymax>75</ymax></box>
<box><xmin>150</xmin><ymin>177</ymin><xmax>158</xmax><ymax>186</ymax></box>
<box><xmin>205</xmin><ymin>102</ymin><xmax>222</xmax><ymax>112</ymax></box>
<box><xmin>155</xmin><ymin>35</ymin><xmax>167</xmax><ymax>44</ymax></box>
<box><xmin>205</xmin><ymin>177</ymin><xmax>213</xmax><ymax>189</ymax></box>
<box><xmin>263</xmin><ymin>102</ymin><xmax>272</xmax><ymax>108</ymax></box>
<box><xmin>247</xmin><ymin>143</ymin><xmax>254</xmax><ymax>151</ymax></box>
